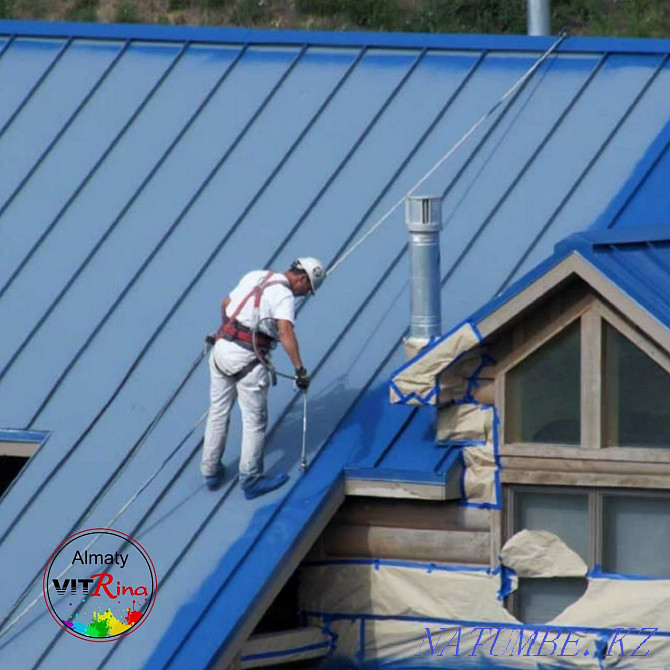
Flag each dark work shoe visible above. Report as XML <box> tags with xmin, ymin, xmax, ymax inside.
<box><xmin>203</xmin><ymin>468</ymin><xmax>224</xmax><ymax>491</ymax></box>
<box><xmin>242</xmin><ymin>472</ymin><xmax>289</xmax><ymax>500</ymax></box>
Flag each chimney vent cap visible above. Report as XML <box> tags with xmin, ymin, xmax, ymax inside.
<box><xmin>405</xmin><ymin>195</ymin><xmax>442</xmax><ymax>233</ymax></box>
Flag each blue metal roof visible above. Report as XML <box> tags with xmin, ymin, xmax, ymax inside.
<box><xmin>562</xmin><ymin>228</ymin><xmax>670</xmax><ymax>329</ymax></box>
<box><xmin>1</xmin><ymin>18</ymin><xmax>670</xmax><ymax>668</ymax></box>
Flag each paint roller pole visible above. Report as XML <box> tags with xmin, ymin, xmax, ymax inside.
<box><xmin>299</xmin><ymin>390</ymin><xmax>308</xmax><ymax>472</ymax></box>
<box><xmin>404</xmin><ymin>195</ymin><xmax>442</xmax><ymax>359</ymax></box>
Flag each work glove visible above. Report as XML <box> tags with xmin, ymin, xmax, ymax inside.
<box><xmin>205</xmin><ymin>334</ymin><xmax>217</xmax><ymax>346</ymax></box>
<box><xmin>295</xmin><ymin>366</ymin><xmax>310</xmax><ymax>391</ymax></box>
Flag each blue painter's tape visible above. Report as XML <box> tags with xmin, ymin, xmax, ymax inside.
<box><xmin>439</xmin><ymin>439</ymin><xmax>486</xmax><ymax>447</ymax></box>
<box><xmin>389</xmin><ymin>322</ymin><xmax>488</xmax><ymax>406</ymax></box>
<box><xmin>240</xmin><ymin>640</ymin><xmax>331</xmax><ymax>662</ymax></box>
<box><xmin>595</xmin><ymin>631</ymin><xmax>610</xmax><ymax>670</ymax></box>
<box><xmin>464</xmin><ymin>353</ymin><xmax>495</xmax><ymax>402</ymax></box>
<box><xmin>492</xmin><ymin>406</ymin><xmax>502</xmax><ymax>510</ymax></box>
<box><xmin>587</xmin><ymin>566</ymin><xmax>670</xmax><ymax>580</ymax></box>
<box><xmin>460</xmin><ymin>500</ymin><xmax>501</xmax><ymax>510</ymax></box>
<box><xmin>497</xmin><ymin>565</ymin><xmax>517</xmax><ymax>601</ymax></box>
<box><xmin>302</xmin><ymin>557</ymin><xmax>490</xmax><ymax>573</ymax></box>
<box><xmin>389</xmin><ymin>379</ymin><xmax>436</xmax><ymax>407</ymax></box>
<box><xmin>492</xmin><ymin>471</ymin><xmax>502</xmax><ymax>510</ymax></box>
<box><xmin>458</xmin><ymin>449</ymin><xmax>467</xmax><ymax>501</ymax></box>
<box><xmin>322</xmin><ymin>614</ymin><xmax>339</xmax><ymax>654</ymax></box>
<box><xmin>390</xmin><ymin>319</ymin><xmax>473</xmax><ymax>378</ymax></box>
<box><xmin>390</xmin><ymin>321</ymin><xmax>490</xmax><ymax>406</ymax></box>
<box><xmin>470</xmin><ymin>321</ymin><xmax>484</xmax><ymax>343</ymax></box>
<box><xmin>454</xmin><ymin>408</ymin><xmax>502</xmax><ymax>509</ymax></box>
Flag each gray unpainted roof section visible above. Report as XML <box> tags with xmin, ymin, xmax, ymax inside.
<box><xmin>0</xmin><ymin>19</ymin><xmax>670</xmax><ymax>668</ymax></box>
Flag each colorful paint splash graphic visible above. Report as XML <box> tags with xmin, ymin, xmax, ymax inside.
<box><xmin>63</xmin><ymin>602</ymin><xmax>143</xmax><ymax>638</ymax></box>
<box><xmin>44</xmin><ymin>529</ymin><xmax>157</xmax><ymax>640</ymax></box>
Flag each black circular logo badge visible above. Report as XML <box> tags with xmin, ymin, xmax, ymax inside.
<box><xmin>43</xmin><ymin>528</ymin><xmax>157</xmax><ymax>641</ymax></box>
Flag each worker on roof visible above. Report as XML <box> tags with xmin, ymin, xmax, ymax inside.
<box><xmin>200</xmin><ymin>257</ymin><xmax>325</xmax><ymax>499</ymax></box>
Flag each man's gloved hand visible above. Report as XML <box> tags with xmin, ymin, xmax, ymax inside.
<box><xmin>205</xmin><ymin>334</ymin><xmax>217</xmax><ymax>346</ymax></box>
<box><xmin>295</xmin><ymin>366</ymin><xmax>310</xmax><ymax>391</ymax></box>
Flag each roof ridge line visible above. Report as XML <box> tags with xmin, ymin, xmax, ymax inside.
<box><xmin>556</xmin><ymin>225</ymin><xmax>670</xmax><ymax>253</ymax></box>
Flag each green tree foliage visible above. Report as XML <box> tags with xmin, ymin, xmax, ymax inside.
<box><xmin>0</xmin><ymin>0</ymin><xmax>667</xmax><ymax>37</ymax></box>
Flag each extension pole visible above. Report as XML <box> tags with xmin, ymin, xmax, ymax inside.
<box><xmin>299</xmin><ymin>391</ymin><xmax>308</xmax><ymax>472</ymax></box>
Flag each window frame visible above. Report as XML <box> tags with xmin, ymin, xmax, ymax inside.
<box><xmin>503</xmin><ymin>484</ymin><xmax>670</xmax><ymax>619</ymax></box>
<box><xmin>0</xmin><ymin>430</ymin><xmax>44</xmax><ymax>458</ymax></box>
<box><xmin>0</xmin><ymin>429</ymin><xmax>49</xmax><ymax>502</ymax></box>
<box><xmin>497</xmin><ymin>295</ymin><xmax>670</xmax><ymax>458</ymax></box>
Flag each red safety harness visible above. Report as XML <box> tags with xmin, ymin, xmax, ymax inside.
<box><xmin>216</xmin><ymin>270</ymin><xmax>290</xmax><ymax>356</ymax></box>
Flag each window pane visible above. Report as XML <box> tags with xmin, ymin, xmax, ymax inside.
<box><xmin>517</xmin><ymin>578</ymin><xmax>588</xmax><ymax>624</ymax></box>
<box><xmin>604</xmin><ymin>324</ymin><xmax>670</xmax><ymax>448</ymax></box>
<box><xmin>506</xmin><ymin>322</ymin><xmax>581</xmax><ymax>444</ymax></box>
<box><xmin>602</xmin><ymin>495</ymin><xmax>670</xmax><ymax>577</ymax></box>
<box><xmin>514</xmin><ymin>490</ymin><xmax>589</xmax><ymax>561</ymax></box>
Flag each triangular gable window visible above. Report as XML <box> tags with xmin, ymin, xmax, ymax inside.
<box><xmin>505</xmin><ymin>320</ymin><xmax>581</xmax><ymax>445</ymax></box>
<box><xmin>604</xmin><ymin>323</ymin><xmax>670</xmax><ymax>448</ymax></box>
<box><xmin>501</xmin><ymin>297</ymin><xmax>670</xmax><ymax>451</ymax></box>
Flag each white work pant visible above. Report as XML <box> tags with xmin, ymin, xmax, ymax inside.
<box><xmin>200</xmin><ymin>344</ymin><xmax>269</xmax><ymax>485</ymax></box>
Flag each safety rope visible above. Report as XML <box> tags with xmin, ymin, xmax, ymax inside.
<box><xmin>326</xmin><ymin>30</ymin><xmax>567</xmax><ymax>276</ymax></box>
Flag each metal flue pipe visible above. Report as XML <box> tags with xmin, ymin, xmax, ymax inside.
<box><xmin>527</xmin><ymin>0</ymin><xmax>551</xmax><ymax>35</ymax></box>
<box><xmin>405</xmin><ymin>195</ymin><xmax>442</xmax><ymax>357</ymax></box>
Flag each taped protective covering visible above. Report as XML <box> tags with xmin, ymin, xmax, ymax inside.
<box><xmin>299</xmin><ymin>561</ymin><xmax>517</xmax><ymax>623</ymax></box>
<box><xmin>390</xmin><ymin>321</ymin><xmax>482</xmax><ymax>406</ymax></box>
<box><xmin>390</xmin><ymin>316</ymin><xmax>500</xmax><ymax>507</ymax></box>
<box><xmin>552</xmin><ymin>576</ymin><xmax>670</xmax><ymax>630</ymax></box>
<box><xmin>366</xmin><ymin>621</ymin><xmax>604</xmax><ymax>668</ymax></box>
<box><xmin>298</xmin><ymin>561</ymin><xmax>613</xmax><ymax>667</ymax></box>
<box><xmin>438</xmin><ymin>403</ymin><xmax>493</xmax><ymax>443</ymax></box>
<box><xmin>462</xmin><ymin>443</ymin><xmax>498</xmax><ymax>506</ymax></box>
<box><xmin>299</xmin><ymin>560</ymin><xmax>670</xmax><ymax>667</ymax></box>
<box><xmin>306</xmin><ymin>616</ymin><xmax>612</xmax><ymax>667</ymax></box>
<box><xmin>500</xmin><ymin>530</ymin><xmax>588</xmax><ymax>578</ymax></box>
<box><xmin>442</xmin><ymin>404</ymin><xmax>500</xmax><ymax>508</ymax></box>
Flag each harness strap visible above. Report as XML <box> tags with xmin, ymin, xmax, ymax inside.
<box><xmin>227</xmin><ymin>270</ymin><xmax>275</xmax><ymax>323</ymax></box>
<box><xmin>212</xmin><ymin>356</ymin><xmax>260</xmax><ymax>382</ymax></box>
<box><xmin>218</xmin><ymin>271</ymin><xmax>291</xmax><ymax>353</ymax></box>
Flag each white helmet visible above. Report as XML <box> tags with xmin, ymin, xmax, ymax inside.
<box><xmin>292</xmin><ymin>257</ymin><xmax>326</xmax><ymax>294</ymax></box>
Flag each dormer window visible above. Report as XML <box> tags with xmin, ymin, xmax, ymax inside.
<box><xmin>505</xmin><ymin>320</ymin><xmax>581</xmax><ymax>445</ymax></box>
<box><xmin>500</xmin><ymin>294</ymin><xmax>670</xmax><ymax>453</ymax></box>
<box><xmin>604</xmin><ymin>322</ymin><xmax>670</xmax><ymax>448</ymax></box>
